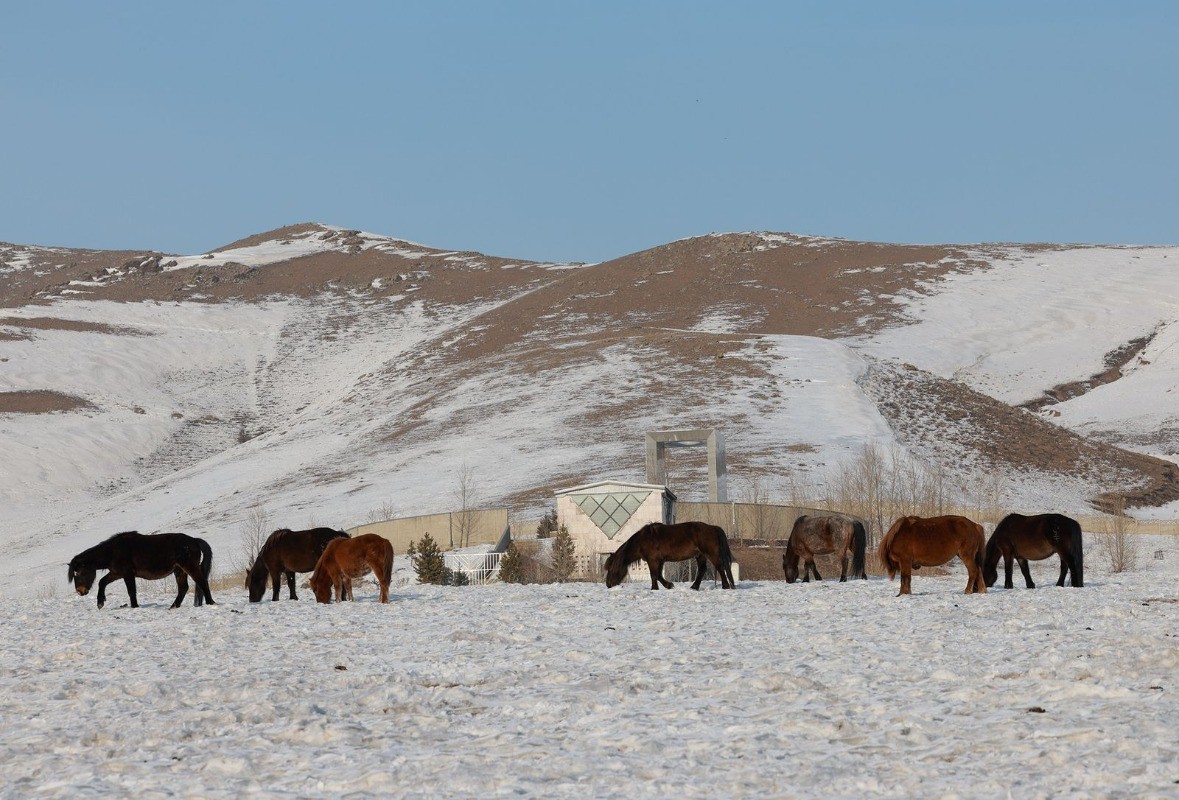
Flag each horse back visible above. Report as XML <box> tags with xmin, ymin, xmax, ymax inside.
<box><xmin>112</xmin><ymin>532</ymin><xmax>204</xmax><ymax>578</ymax></box>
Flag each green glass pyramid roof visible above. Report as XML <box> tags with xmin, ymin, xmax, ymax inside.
<box><xmin>571</xmin><ymin>492</ymin><xmax>650</xmax><ymax>538</ymax></box>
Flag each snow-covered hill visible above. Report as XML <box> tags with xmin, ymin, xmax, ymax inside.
<box><xmin>2</xmin><ymin>225</ymin><xmax>1177</xmax><ymax>597</ymax></box>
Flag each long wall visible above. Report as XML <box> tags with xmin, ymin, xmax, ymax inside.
<box><xmin>677</xmin><ymin>501</ymin><xmax>832</xmax><ymax>544</ymax></box>
<box><xmin>349</xmin><ymin>508</ymin><xmax>510</xmax><ymax>554</ymax></box>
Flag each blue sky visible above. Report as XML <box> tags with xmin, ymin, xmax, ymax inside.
<box><xmin>3</xmin><ymin>1</ymin><xmax>1176</xmax><ymax>262</ymax></box>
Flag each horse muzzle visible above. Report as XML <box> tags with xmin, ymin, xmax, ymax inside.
<box><xmin>76</xmin><ymin>586</ymin><xmax>90</xmax><ymax>596</ymax></box>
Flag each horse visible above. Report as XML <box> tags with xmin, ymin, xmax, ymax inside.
<box><xmin>877</xmin><ymin>515</ymin><xmax>986</xmax><ymax>596</ymax></box>
<box><xmin>68</xmin><ymin>531</ymin><xmax>215</xmax><ymax>609</ymax></box>
<box><xmin>246</xmin><ymin>527</ymin><xmax>351</xmax><ymax>602</ymax></box>
<box><xmin>782</xmin><ymin>513</ymin><xmax>868</xmax><ymax>583</ymax></box>
<box><xmin>309</xmin><ymin>533</ymin><xmax>394</xmax><ymax>603</ymax></box>
<box><xmin>603</xmin><ymin>521</ymin><xmax>736</xmax><ymax>590</ymax></box>
<box><xmin>984</xmin><ymin>513</ymin><xmax>1084</xmax><ymax>589</ymax></box>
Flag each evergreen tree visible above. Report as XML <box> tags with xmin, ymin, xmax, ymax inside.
<box><xmin>551</xmin><ymin>524</ymin><xmax>576</xmax><ymax>582</ymax></box>
<box><xmin>410</xmin><ymin>531</ymin><xmax>448</xmax><ymax>585</ymax></box>
<box><xmin>535</xmin><ymin>509</ymin><xmax>558</xmax><ymax>539</ymax></box>
<box><xmin>497</xmin><ymin>542</ymin><xmax>526</xmax><ymax>584</ymax></box>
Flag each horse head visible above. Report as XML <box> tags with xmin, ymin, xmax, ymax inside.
<box><xmin>782</xmin><ymin>552</ymin><xmax>799</xmax><ymax>583</ymax></box>
<box><xmin>309</xmin><ymin>568</ymin><xmax>333</xmax><ymax>603</ymax></box>
<box><xmin>67</xmin><ymin>558</ymin><xmax>96</xmax><ymax>596</ymax></box>
<box><xmin>245</xmin><ymin>562</ymin><xmax>269</xmax><ymax>602</ymax></box>
<box><xmin>604</xmin><ymin>544</ymin><xmax>635</xmax><ymax>588</ymax></box>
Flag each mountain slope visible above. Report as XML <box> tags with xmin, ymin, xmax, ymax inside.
<box><xmin>2</xmin><ymin>225</ymin><xmax>1177</xmax><ymax>597</ymax></box>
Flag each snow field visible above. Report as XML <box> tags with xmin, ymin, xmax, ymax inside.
<box><xmin>3</xmin><ymin>552</ymin><xmax>1177</xmax><ymax>799</ymax></box>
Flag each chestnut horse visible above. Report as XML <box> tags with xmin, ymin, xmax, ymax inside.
<box><xmin>877</xmin><ymin>515</ymin><xmax>986</xmax><ymax>596</ymax></box>
<box><xmin>984</xmin><ymin>513</ymin><xmax>1084</xmax><ymax>589</ymax></box>
<box><xmin>782</xmin><ymin>513</ymin><xmax>867</xmax><ymax>583</ymax></box>
<box><xmin>246</xmin><ymin>527</ymin><xmax>351</xmax><ymax>602</ymax></box>
<box><xmin>603</xmin><ymin>521</ymin><xmax>736</xmax><ymax>590</ymax></box>
<box><xmin>309</xmin><ymin>533</ymin><xmax>394</xmax><ymax>603</ymax></box>
<box><xmin>68</xmin><ymin>531</ymin><xmax>215</xmax><ymax>609</ymax></box>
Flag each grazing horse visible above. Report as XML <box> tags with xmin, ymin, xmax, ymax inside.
<box><xmin>984</xmin><ymin>513</ymin><xmax>1084</xmax><ymax>589</ymax></box>
<box><xmin>877</xmin><ymin>515</ymin><xmax>986</xmax><ymax>596</ymax></box>
<box><xmin>68</xmin><ymin>531</ymin><xmax>215</xmax><ymax>609</ymax></box>
<box><xmin>309</xmin><ymin>534</ymin><xmax>394</xmax><ymax>603</ymax></box>
<box><xmin>246</xmin><ymin>527</ymin><xmax>351</xmax><ymax>602</ymax></box>
<box><xmin>782</xmin><ymin>513</ymin><xmax>868</xmax><ymax>583</ymax></box>
<box><xmin>603</xmin><ymin>521</ymin><xmax>736</xmax><ymax>590</ymax></box>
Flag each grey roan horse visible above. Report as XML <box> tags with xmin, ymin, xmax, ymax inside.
<box><xmin>782</xmin><ymin>514</ymin><xmax>867</xmax><ymax>583</ymax></box>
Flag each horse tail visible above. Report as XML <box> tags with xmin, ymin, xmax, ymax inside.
<box><xmin>1065</xmin><ymin>516</ymin><xmax>1084</xmax><ymax>587</ymax></box>
<box><xmin>851</xmin><ymin>519</ymin><xmax>867</xmax><ymax>578</ymax></box>
<box><xmin>200</xmin><ymin>538</ymin><xmax>213</xmax><ymax>582</ymax></box>
<box><xmin>382</xmin><ymin>543</ymin><xmax>395</xmax><ymax>587</ymax></box>
<box><xmin>877</xmin><ymin>517</ymin><xmax>905</xmax><ymax>580</ymax></box>
<box><xmin>717</xmin><ymin>525</ymin><xmax>734</xmax><ymax>569</ymax></box>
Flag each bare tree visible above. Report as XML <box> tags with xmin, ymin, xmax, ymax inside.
<box><xmin>737</xmin><ymin>476</ymin><xmax>785</xmax><ymax>543</ymax></box>
<box><xmin>452</xmin><ymin>462</ymin><xmax>484</xmax><ymax>548</ymax></box>
<box><xmin>234</xmin><ymin>503</ymin><xmax>271</xmax><ymax>577</ymax></box>
<box><xmin>366</xmin><ymin>499</ymin><xmax>398</xmax><ymax>525</ymax></box>
<box><xmin>1100</xmin><ymin>496</ymin><xmax>1138</xmax><ymax>573</ymax></box>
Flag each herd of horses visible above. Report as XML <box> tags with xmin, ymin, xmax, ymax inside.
<box><xmin>66</xmin><ymin>512</ymin><xmax>1085</xmax><ymax>608</ymax></box>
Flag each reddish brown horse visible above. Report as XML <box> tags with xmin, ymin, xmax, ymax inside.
<box><xmin>68</xmin><ymin>531</ymin><xmax>215</xmax><ymax>609</ymax></box>
<box><xmin>782</xmin><ymin>513</ymin><xmax>867</xmax><ymax>583</ymax></box>
<box><xmin>246</xmin><ymin>527</ymin><xmax>351</xmax><ymax>602</ymax></box>
<box><xmin>309</xmin><ymin>533</ymin><xmax>394</xmax><ymax>603</ymax></box>
<box><xmin>984</xmin><ymin>513</ymin><xmax>1084</xmax><ymax>589</ymax></box>
<box><xmin>877</xmin><ymin>515</ymin><xmax>987</xmax><ymax>596</ymax></box>
<box><xmin>603</xmin><ymin>521</ymin><xmax>736</xmax><ymax>590</ymax></box>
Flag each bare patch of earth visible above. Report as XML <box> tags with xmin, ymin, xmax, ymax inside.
<box><xmin>860</xmin><ymin>359</ymin><xmax>1179</xmax><ymax>511</ymax></box>
<box><xmin>0</xmin><ymin>390</ymin><xmax>94</xmax><ymax>414</ymax></box>
<box><xmin>0</xmin><ymin>317</ymin><xmax>154</xmax><ymax>336</ymax></box>
<box><xmin>1022</xmin><ymin>328</ymin><xmax>1159</xmax><ymax>412</ymax></box>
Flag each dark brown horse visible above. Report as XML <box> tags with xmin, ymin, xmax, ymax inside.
<box><xmin>246</xmin><ymin>527</ymin><xmax>351</xmax><ymax>602</ymax></box>
<box><xmin>309</xmin><ymin>533</ymin><xmax>394</xmax><ymax>603</ymax></box>
<box><xmin>984</xmin><ymin>513</ymin><xmax>1084</xmax><ymax>589</ymax></box>
<box><xmin>782</xmin><ymin>513</ymin><xmax>868</xmax><ymax>583</ymax></box>
<box><xmin>877</xmin><ymin>515</ymin><xmax>986</xmax><ymax>596</ymax></box>
<box><xmin>603</xmin><ymin>521</ymin><xmax>736</xmax><ymax>590</ymax></box>
<box><xmin>68</xmin><ymin>531</ymin><xmax>215</xmax><ymax>609</ymax></box>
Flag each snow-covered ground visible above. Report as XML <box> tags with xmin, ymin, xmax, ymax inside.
<box><xmin>3</xmin><ymin>537</ymin><xmax>1177</xmax><ymax>798</ymax></box>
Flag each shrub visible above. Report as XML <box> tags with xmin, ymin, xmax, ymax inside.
<box><xmin>535</xmin><ymin>509</ymin><xmax>558</xmax><ymax>539</ymax></box>
<box><xmin>551</xmin><ymin>524</ymin><xmax>576</xmax><ymax>582</ymax></box>
<box><xmin>498</xmin><ymin>542</ymin><xmax>526</xmax><ymax>584</ymax></box>
<box><xmin>409</xmin><ymin>531</ymin><xmax>449</xmax><ymax>585</ymax></box>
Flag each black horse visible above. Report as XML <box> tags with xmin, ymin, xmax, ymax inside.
<box><xmin>604</xmin><ymin>521</ymin><xmax>736</xmax><ymax>590</ymax></box>
<box><xmin>68</xmin><ymin>531</ymin><xmax>215</xmax><ymax>609</ymax></box>
<box><xmin>983</xmin><ymin>513</ymin><xmax>1084</xmax><ymax>589</ymax></box>
<box><xmin>246</xmin><ymin>527</ymin><xmax>351</xmax><ymax>602</ymax></box>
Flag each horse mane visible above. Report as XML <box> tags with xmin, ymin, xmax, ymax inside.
<box><xmin>244</xmin><ymin>529</ymin><xmax>288</xmax><ymax>589</ymax></box>
<box><xmin>876</xmin><ymin>517</ymin><xmax>907</xmax><ymax>579</ymax></box>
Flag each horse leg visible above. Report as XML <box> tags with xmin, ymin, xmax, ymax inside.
<box><xmin>171</xmin><ymin>569</ymin><xmax>189</xmax><ymax>609</ymax></box>
<box><xmin>1018</xmin><ymin>559</ymin><xmax>1035</xmax><ymax>589</ymax></box>
<box><xmin>807</xmin><ymin>559</ymin><xmax>823</xmax><ymax>582</ymax></box>
<box><xmin>655</xmin><ymin>559</ymin><xmax>674</xmax><ymax>589</ymax></box>
<box><xmin>898</xmin><ymin>564</ymin><xmax>912</xmax><ymax>596</ymax></box>
<box><xmin>123</xmin><ymin>574</ymin><xmax>139</xmax><ymax>608</ymax></box>
<box><xmin>965</xmin><ymin>549</ymin><xmax>986</xmax><ymax>594</ymax></box>
<box><xmin>690</xmin><ymin>555</ymin><xmax>708</xmax><ymax>590</ymax></box>
<box><xmin>286</xmin><ymin>570</ymin><xmax>297</xmax><ymax>600</ymax></box>
<box><xmin>1056</xmin><ymin>555</ymin><xmax>1068</xmax><ymax>587</ymax></box>
<box><xmin>270</xmin><ymin>566</ymin><xmax>282</xmax><ymax>601</ymax></box>
<box><xmin>96</xmin><ymin>572</ymin><xmax>121</xmax><ymax>609</ymax></box>
<box><xmin>1003</xmin><ymin>552</ymin><xmax>1015</xmax><ymax>590</ymax></box>
<box><xmin>839</xmin><ymin>551</ymin><xmax>849</xmax><ymax>582</ymax></box>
